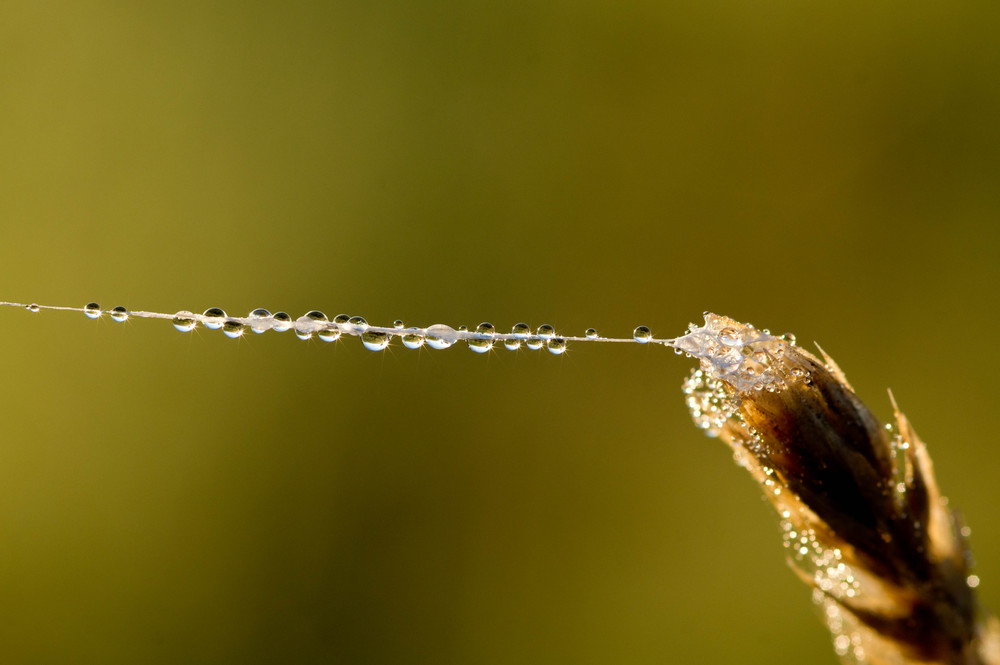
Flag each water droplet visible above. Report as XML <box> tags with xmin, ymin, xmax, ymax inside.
<box><xmin>469</xmin><ymin>322</ymin><xmax>495</xmax><ymax>354</ymax></box>
<box><xmin>546</xmin><ymin>338</ymin><xmax>567</xmax><ymax>355</ymax></box>
<box><xmin>402</xmin><ymin>333</ymin><xmax>424</xmax><ymax>349</ymax></box>
<box><xmin>347</xmin><ymin>316</ymin><xmax>368</xmax><ymax>332</ymax></box>
<box><xmin>222</xmin><ymin>320</ymin><xmax>245</xmax><ymax>339</ymax></box>
<box><xmin>512</xmin><ymin>323</ymin><xmax>530</xmax><ymax>338</ymax></box>
<box><xmin>318</xmin><ymin>327</ymin><xmax>341</xmax><ymax>343</ymax></box>
<box><xmin>585</xmin><ymin>328</ymin><xmax>599</xmax><ymax>339</ymax></box>
<box><xmin>526</xmin><ymin>338</ymin><xmax>543</xmax><ymax>351</ymax></box>
<box><xmin>633</xmin><ymin>326</ymin><xmax>652</xmax><ymax>343</ymax></box>
<box><xmin>247</xmin><ymin>308</ymin><xmax>272</xmax><ymax>333</ymax></box>
<box><xmin>202</xmin><ymin>307</ymin><xmax>226</xmax><ymax>330</ymax></box>
<box><xmin>537</xmin><ymin>324</ymin><xmax>555</xmax><ymax>339</ymax></box>
<box><xmin>306</xmin><ymin>310</ymin><xmax>328</xmax><ymax>323</ymax></box>
<box><xmin>782</xmin><ymin>332</ymin><xmax>797</xmax><ymax>345</ymax></box>
<box><xmin>458</xmin><ymin>325</ymin><xmax>468</xmax><ymax>333</ymax></box>
<box><xmin>110</xmin><ymin>306</ymin><xmax>129</xmax><ymax>323</ymax></box>
<box><xmin>718</xmin><ymin>327</ymin><xmax>742</xmax><ymax>346</ymax></box>
<box><xmin>334</xmin><ymin>314</ymin><xmax>351</xmax><ymax>326</ymax></box>
<box><xmin>84</xmin><ymin>302</ymin><xmax>101</xmax><ymax>319</ymax></box>
<box><xmin>26</xmin><ymin>304</ymin><xmax>40</xmax><ymax>313</ymax></box>
<box><xmin>272</xmin><ymin>311</ymin><xmax>293</xmax><ymax>332</ymax></box>
<box><xmin>425</xmin><ymin>324</ymin><xmax>456</xmax><ymax>350</ymax></box>
<box><xmin>172</xmin><ymin>311</ymin><xmax>197</xmax><ymax>333</ymax></box>
<box><xmin>393</xmin><ymin>320</ymin><xmax>405</xmax><ymax>330</ymax></box>
<box><xmin>361</xmin><ymin>330</ymin><xmax>389</xmax><ymax>351</ymax></box>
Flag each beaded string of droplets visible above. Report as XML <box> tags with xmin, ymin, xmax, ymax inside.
<box><xmin>1</xmin><ymin>302</ymin><xmax>792</xmax><ymax>387</ymax></box>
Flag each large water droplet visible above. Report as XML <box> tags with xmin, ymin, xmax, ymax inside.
<box><xmin>546</xmin><ymin>338</ymin><xmax>567</xmax><ymax>355</ymax></box>
<box><xmin>425</xmin><ymin>324</ymin><xmax>456</xmax><ymax>350</ymax></box>
<box><xmin>633</xmin><ymin>326</ymin><xmax>652</xmax><ymax>343</ymax></box>
<box><xmin>402</xmin><ymin>333</ymin><xmax>424</xmax><ymax>349</ymax></box>
<box><xmin>247</xmin><ymin>308</ymin><xmax>272</xmax><ymax>333</ymax></box>
<box><xmin>585</xmin><ymin>328</ymin><xmax>599</xmax><ymax>339</ymax></box>
<box><xmin>361</xmin><ymin>330</ymin><xmax>389</xmax><ymax>351</ymax></box>
<box><xmin>347</xmin><ymin>316</ymin><xmax>368</xmax><ymax>333</ymax></box>
<box><xmin>110</xmin><ymin>306</ymin><xmax>129</xmax><ymax>323</ymax></box>
<box><xmin>306</xmin><ymin>310</ymin><xmax>328</xmax><ymax>322</ymax></box>
<box><xmin>202</xmin><ymin>307</ymin><xmax>226</xmax><ymax>330</ymax></box>
<box><xmin>223</xmin><ymin>320</ymin><xmax>245</xmax><ymax>339</ymax></box>
<box><xmin>537</xmin><ymin>324</ymin><xmax>555</xmax><ymax>339</ymax></box>
<box><xmin>173</xmin><ymin>311</ymin><xmax>197</xmax><ymax>332</ymax></box>
<box><xmin>334</xmin><ymin>314</ymin><xmax>351</xmax><ymax>326</ymax></box>
<box><xmin>84</xmin><ymin>302</ymin><xmax>101</xmax><ymax>319</ymax></box>
<box><xmin>512</xmin><ymin>323</ymin><xmax>530</xmax><ymax>338</ymax></box>
<box><xmin>318</xmin><ymin>328</ymin><xmax>340</xmax><ymax>343</ymax></box>
<box><xmin>469</xmin><ymin>322</ymin><xmax>495</xmax><ymax>354</ymax></box>
<box><xmin>271</xmin><ymin>311</ymin><xmax>292</xmax><ymax>332</ymax></box>
<box><xmin>26</xmin><ymin>304</ymin><xmax>40</xmax><ymax>313</ymax></box>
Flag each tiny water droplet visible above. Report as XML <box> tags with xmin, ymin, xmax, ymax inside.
<box><xmin>347</xmin><ymin>316</ymin><xmax>369</xmax><ymax>332</ymax></box>
<box><xmin>585</xmin><ymin>328</ymin><xmax>599</xmax><ymax>339</ymax></box>
<box><xmin>526</xmin><ymin>338</ymin><xmax>543</xmax><ymax>351</ymax></box>
<box><xmin>402</xmin><ymin>333</ymin><xmax>424</xmax><ymax>349</ymax></box>
<box><xmin>537</xmin><ymin>324</ymin><xmax>555</xmax><ymax>339</ymax></box>
<box><xmin>172</xmin><ymin>311</ymin><xmax>197</xmax><ymax>332</ymax></box>
<box><xmin>546</xmin><ymin>338</ymin><xmax>567</xmax><ymax>355</ymax></box>
<box><xmin>458</xmin><ymin>325</ymin><xmax>468</xmax><ymax>333</ymax></box>
<box><xmin>84</xmin><ymin>302</ymin><xmax>101</xmax><ymax>319</ymax></box>
<box><xmin>318</xmin><ymin>327</ymin><xmax>341</xmax><ymax>343</ymax></box>
<box><xmin>504</xmin><ymin>338</ymin><xmax>521</xmax><ymax>350</ymax></box>
<box><xmin>393</xmin><ymin>320</ymin><xmax>405</xmax><ymax>330</ymax></box>
<box><xmin>718</xmin><ymin>327</ymin><xmax>741</xmax><ymax>346</ymax></box>
<box><xmin>633</xmin><ymin>326</ymin><xmax>652</xmax><ymax>343</ymax></box>
<box><xmin>272</xmin><ymin>311</ymin><xmax>293</xmax><ymax>332</ymax></box>
<box><xmin>425</xmin><ymin>324</ymin><xmax>456</xmax><ymax>350</ymax></box>
<box><xmin>110</xmin><ymin>306</ymin><xmax>129</xmax><ymax>323</ymax></box>
<box><xmin>476</xmin><ymin>322</ymin><xmax>495</xmax><ymax>336</ymax></box>
<box><xmin>223</xmin><ymin>320</ymin><xmax>245</xmax><ymax>339</ymax></box>
<box><xmin>306</xmin><ymin>310</ymin><xmax>328</xmax><ymax>322</ymax></box>
<box><xmin>26</xmin><ymin>304</ymin><xmax>40</xmax><ymax>313</ymax></box>
<box><xmin>334</xmin><ymin>314</ymin><xmax>351</xmax><ymax>325</ymax></box>
<box><xmin>782</xmin><ymin>332</ymin><xmax>796</xmax><ymax>345</ymax></box>
<box><xmin>247</xmin><ymin>308</ymin><xmax>272</xmax><ymax>333</ymax></box>
<box><xmin>469</xmin><ymin>322</ymin><xmax>495</xmax><ymax>354</ymax></box>
<box><xmin>512</xmin><ymin>323</ymin><xmax>530</xmax><ymax>338</ymax></box>
<box><xmin>202</xmin><ymin>308</ymin><xmax>226</xmax><ymax>330</ymax></box>
<box><xmin>361</xmin><ymin>330</ymin><xmax>389</xmax><ymax>351</ymax></box>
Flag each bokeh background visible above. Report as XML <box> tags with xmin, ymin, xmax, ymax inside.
<box><xmin>1</xmin><ymin>2</ymin><xmax>999</xmax><ymax>663</ymax></box>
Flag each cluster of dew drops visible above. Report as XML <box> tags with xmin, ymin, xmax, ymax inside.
<box><xmin>68</xmin><ymin>302</ymin><xmax>658</xmax><ymax>355</ymax></box>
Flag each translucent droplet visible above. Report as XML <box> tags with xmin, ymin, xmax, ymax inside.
<box><xmin>585</xmin><ymin>328</ymin><xmax>599</xmax><ymax>339</ymax></box>
<box><xmin>347</xmin><ymin>316</ymin><xmax>368</xmax><ymax>332</ymax></box>
<box><xmin>402</xmin><ymin>333</ymin><xmax>424</xmax><ymax>349</ymax></box>
<box><xmin>782</xmin><ymin>332</ymin><xmax>797</xmax><ymax>345</ymax></box>
<box><xmin>318</xmin><ymin>327</ymin><xmax>341</xmax><ymax>343</ymax></box>
<box><xmin>272</xmin><ymin>311</ymin><xmax>293</xmax><ymax>332</ymax></box>
<box><xmin>458</xmin><ymin>325</ymin><xmax>468</xmax><ymax>333</ymax></box>
<box><xmin>84</xmin><ymin>302</ymin><xmax>101</xmax><ymax>319</ymax></box>
<box><xmin>633</xmin><ymin>326</ymin><xmax>652</xmax><ymax>343</ymax></box>
<box><xmin>526</xmin><ymin>338</ymin><xmax>543</xmax><ymax>351</ymax></box>
<box><xmin>361</xmin><ymin>330</ymin><xmax>389</xmax><ymax>351</ymax></box>
<box><xmin>222</xmin><ymin>320</ymin><xmax>245</xmax><ymax>339</ymax></box>
<box><xmin>393</xmin><ymin>320</ymin><xmax>405</xmax><ymax>330</ymax></box>
<box><xmin>512</xmin><ymin>323</ymin><xmax>530</xmax><ymax>338</ymax></box>
<box><xmin>202</xmin><ymin>307</ymin><xmax>226</xmax><ymax>330</ymax></box>
<box><xmin>537</xmin><ymin>324</ymin><xmax>555</xmax><ymax>339</ymax></box>
<box><xmin>504</xmin><ymin>338</ymin><xmax>521</xmax><ymax>351</ymax></box>
<box><xmin>469</xmin><ymin>322</ymin><xmax>495</xmax><ymax>354</ymax></box>
<box><xmin>295</xmin><ymin>328</ymin><xmax>313</xmax><ymax>341</ymax></box>
<box><xmin>110</xmin><ymin>306</ymin><xmax>129</xmax><ymax>323</ymax></box>
<box><xmin>476</xmin><ymin>322</ymin><xmax>495</xmax><ymax>336</ymax></box>
<box><xmin>718</xmin><ymin>327</ymin><xmax>741</xmax><ymax>346</ymax></box>
<box><xmin>306</xmin><ymin>310</ymin><xmax>328</xmax><ymax>323</ymax></box>
<box><xmin>172</xmin><ymin>311</ymin><xmax>197</xmax><ymax>333</ymax></box>
<box><xmin>546</xmin><ymin>338</ymin><xmax>567</xmax><ymax>355</ymax></box>
<box><xmin>26</xmin><ymin>304</ymin><xmax>40</xmax><ymax>313</ymax></box>
<box><xmin>425</xmin><ymin>324</ymin><xmax>456</xmax><ymax>350</ymax></box>
<box><xmin>247</xmin><ymin>308</ymin><xmax>272</xmax><ymax>333</ymax></box>
<box><xmin>334</xmin><ymin>314</ymin><xmax>351</xmax><ymax>326</ymax></box>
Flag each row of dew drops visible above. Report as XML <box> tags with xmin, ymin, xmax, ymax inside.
<box><xmin>67</xmin><ymin>302</ymin><xmax>657</xmax><ymax>354</ymax></box>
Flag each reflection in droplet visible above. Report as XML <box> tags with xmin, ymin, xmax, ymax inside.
<box><xmin>110</xmin><ymin>306</ymin><xmax>129</xmax><ymax>323</ymax></box>
<box><xmin>633</xmin><ymin>326</ymin><xmax>652</xmax><ymax>343</ymax></box>
<box><xmin>248</xmin><ymin>308</ymin><xmax>271</xmax><ymax>333</ymax></box>
<box><xmin>26</xmin><ymin>304</ymin><xmax>40</xmax><ymax>313</ymax></box>
<box><xmin>546</xmin><ymin>338</ymin><xmax>567</xmax><ymax>355</ymax></box>
<box><xmin>585</xmin><ymin>328</ymin><xmax>599</xmax><ymax>339</ymax></box>
<box><xmin>537</xmin><ymin>324</ymin><xmax>555</xmax><ymax>339</ymax></box>
<box><xmin>361</xmin><ymin>330</ymin><xmax>390</xmax><ymax>351</ymax></box>
<box><xmin>347</xmin><ymin>316</ymin><xmax>368</xmax><ymax>332</ymax></box>
<box><xmin>469</xmin><ymin>322</ymin><xmax>495</xmax><ymax>354</ymax></box>
<box><xmin>202</xmin><ymin>308</ymin><xmax>226</xmax><ymax>330</ymax></box>
<box><xmin>84</xmin><ymin>303</ymin><xmax>102</xmax><ymax>319</ymax></box>
<box><xmin>272</xmin><ymin>311</ymin><xmax>293</xmax><ymax>332</ymax></box>
<box><xmin>393</xmin><ymin>320</ymin><xmax>405</xmax><ymax>330</ymax></box>
<box><xmin>425</xmin><ymin>324</ymin><xmax>456</xmax><ymax>350</ymax></box>
<box><xmin>223</xmin><ymin>320</ymin><xmax>245</xmax><ymax>339</ymax></box>
<box><xmin>172</xmin><ymin>311</ymin><xmax>197</xmax><ymax>332</ymax></box>
<box><xmin>402</xmin><ymin>333</ymin><xmax>424</xmax><ymax>349</ymax></box>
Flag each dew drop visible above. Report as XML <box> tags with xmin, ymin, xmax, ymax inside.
<box><xmin>633</xmin><ymin>326</ymin><xmax>652</xmax><ymax>343</ymax></box>
<box><xmin>718</xmin><ymin>327</ymin><xmax>742</xmax><ymax>346</ymax></box>
<box><xmin>458</xmin><ymin>325</ymin><xmax>468</xmax><ymax>333</ymax></box>
<box><xmin>526</xmin><ymin>337</ymin><xmax>543</xmax><ymax>351</ymax></box>
<box><xmin>402</xmin><ymin>333</ymin><xmax>424</xmax><ymax>349</ymax></box>
<box><xmin>272</xmin><ymin>311</ymin><xmax>293</xmax><ymax>332</ymax></box>
<box><xmin>110</xmin><ymin>306</ymin><xmax>129</xmax><ymax>323</ymax></box>
<box><xmin>504</xmin><ymin>338</ymin><xmax>521</xmax><ymax>351</ymax></box>
<box><xmin>546</xmin><ymin>338</ymin><xmax>567</xmax><ymax>355</ymax></box>
<box><xmin>334</xmin><ymin>314</ymin><xmax>351</xmax><ymax>326</ymax></box>
<box><xmin>537</xmin><ymin>324</ymin><xmax>555</xmax><ymax>339</ymax></box>
<box><xmin>223</xmin><ymin>320</ymin><xmax>245</xmax><ymax>339</ymax></box>
<box><xmin>84</xmin><ymin>302</ymin><xmax>101</xmax><ymax>319</ymax></box>
<box><xmin>512</xmin><ymin>323</ymin><xmax>530</xmax><ymax>338</ymax></box>
<box><xmin>393</xmin><ymin>320</ymin><xmax>405</xmax><ymax>330</ymax></box>
<box><xmin>202</xmin><ymin>307</ymin><xmax>226</xmax><ymax>330</ymax></box>
<box><xmin>306</xmin><ymin>310</ymin><xmax>328</xmax><ymax>323</ymax></box>
<box><xmin>361</xmin><ymin>330</ymin><xmax>389</xmax><ymax>351</ymax></box>
<box><xmin>172</xmin><ymin>311</ymin><xmax>197</xmax><ymax>333</ymax></box>
<box><xmin>782</xmin><ymin>332</ymin><xmax>797</xmax><ymax>345</ymax></box>
<box><xmin>425</xmin><ymin>324</ymin><xmax>457</xmax><ymax>350</ymax></box>
<box><xmin>318</xmin><ymin>327</ymin><xmax>341</xmax><ymax>343</ymax></box>
<box><xmin>585</xmin><ymin>328</ymin><xmax>599</xmax><ymax>339</ymax></box>
<box><xmin>26</xmin><ymin>304</ymin><xmax>40</xmax><ymax>313</ymax></box>
<box><xmin>247</xmin><ymin>308</ymin><xmax>271</xmax><ymax>333</ymax></box>
<box><xmin>347</xmin><ymin>316</ymin><xmax>369</xmax><ymax>332</ymax></box>
<box><xmin>469</xmin><ymin>322</ymin><xmax>495</xmax><ymax>354</ymax></box>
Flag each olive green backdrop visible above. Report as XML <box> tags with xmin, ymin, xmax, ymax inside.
<box><xmin>1</xmin><ymin>2</ymin><xmax>998</xmax><ymax>663</ymax></box>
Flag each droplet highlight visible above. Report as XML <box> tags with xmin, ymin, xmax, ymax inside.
<box><xmin>425</xmin><ymin>324</ymin><xmax>457</xmax><ymax>350</ymax></box>
<box><xmin>222</xmin><ymin>320</ymin><xmax>245</xmax><ymax>339</ymax></box>
<box><xmin>402</xmin><ymin>333</ymin><xmax>424</xmax><ymax>349</ymax></box>
<box><xmin>271</xmin><ymin>311</ymin><xmax>293</xmax><ymax>332</ymax></box>
<box><xmin>172</xmin><ymin>311</ymin><xmax>197</xmax><ymax>333</ymax></box>
<box><xmin>633</xmin><ymin>326</ymin><xmax>652</xmax><ymax>343</ymax></box>
<box><xmin>202</xmin><ymin>308</ymin><xmax>226</xmax><ymax>330</ymax></box>
<box><xmin>361</xmin><ymin>330</ymin><xmax>390</xmax><ymax>351</ymax></box>
<box><xmin>110</xmin><ymin>306</ymin><xmax>129</xmax><ymax>323</ymax></box>
<box><xmin>247</xmin><ymin>308</ymin><xmax>272</xmax><ymax>334</ymax></box>
<box><xmin>585</xmin><ymin>328</ymin><xmax>599</xmax><ymax>339</ymax></box>
<box><xmin>84</xmin><ymin>303</ymin><xmax>101</xmax><ymax>319</ymax></box>
<box><xmin>546</xmin><ymin>338</ymin><xmax>567</xmax><ymax>355</ymax></box>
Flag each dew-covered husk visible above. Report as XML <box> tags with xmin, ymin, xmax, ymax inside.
<box><xmin>677</xmin><ymin>314</ymin><xmax>1000</xmax><ymax>665</ymax></box>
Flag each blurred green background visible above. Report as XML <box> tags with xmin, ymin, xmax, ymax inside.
<box><xmin>1</xmin><ymin>2</ymin><xmax>998</xmax><ymax>663</ymax></box>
